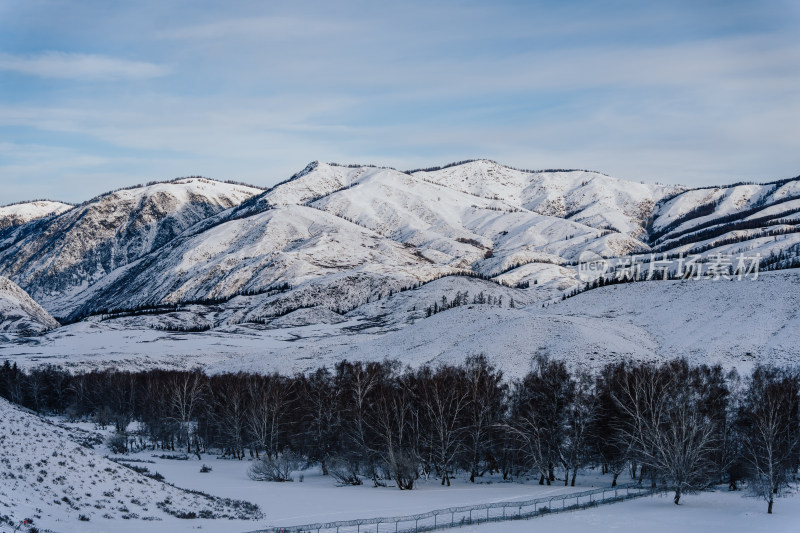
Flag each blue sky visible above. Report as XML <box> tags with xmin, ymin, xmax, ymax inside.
<box><xmin>1</xmin><ymin>0</ymin><xmax>799</xmax><ymax>203</ymax></box>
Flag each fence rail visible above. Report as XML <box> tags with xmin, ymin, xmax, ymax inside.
<box><xmin>249</xmin><ymin>482</ymin><xmax>659</xmax><ymax>533</ymax></box>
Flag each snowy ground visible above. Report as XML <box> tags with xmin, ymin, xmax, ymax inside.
<box><xmin>459</xmin><ymin>489</ymin><xmax>800</xmax><ymax>533</ymax></box>
<box><xmin>2</xmin><ymin>270</ymin><xmax>799</xmax><ymax>378</ymax></box>
<box><xmin>0</xmin><ymin>399</ymin><xmax>261</xmax><ymax>533</ymax></box>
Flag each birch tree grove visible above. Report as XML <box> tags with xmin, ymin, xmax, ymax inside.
<box><xmin>1</xmin><ymin>358</ymin><xmax>798</xmax><ymax>502</ymax></box>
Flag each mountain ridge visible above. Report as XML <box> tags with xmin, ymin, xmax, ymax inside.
<box><xmin>1</xmin><ymin>160</ymin><xmax>799</xmax><ymax>340</ymax></box>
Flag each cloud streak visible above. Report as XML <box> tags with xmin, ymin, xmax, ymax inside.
<box><xmin>0</xmin><ymin>52</ymin><xmax>169</xmax><ymax>80</ymax></box>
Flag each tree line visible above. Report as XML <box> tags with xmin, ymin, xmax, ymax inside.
<box><xmin>0</xmin><ymin>357</ymin><xmax>797</xmax><ymax>512</ymax></box>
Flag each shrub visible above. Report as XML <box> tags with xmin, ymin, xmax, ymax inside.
<box><xmin>248</xmin><ymin>453</ymin><xmax>300</xmax><ymax>482</ymax></box>
<box><xmin>107</xmin><ymin>433</ymin><xmax>127</xmax><ymax>454</ymax></box>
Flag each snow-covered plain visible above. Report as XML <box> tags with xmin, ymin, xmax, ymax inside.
<box><xmin>459</xmin><ymin>489</ymin><xmax>800</xmax><ymax>533</ymax></box>
<box><xmin>3</xmin><ymin>270</ymin><xmax>798</xmax><ymax>377</ymax></box>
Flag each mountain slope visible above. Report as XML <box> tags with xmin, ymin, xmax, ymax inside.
<box><xmin>648</xmin><ymin>177</ymin><xmax>800</xmax><ymax>256</ymax></box>
<box><xmin>0</xmin><ymin>276</ymin><xmax>60</xmax><ymax>335</ymax></box>
<box><xmin>0</xmin><ymin>200</ymin><xmax>73</xmax><ymax>230</ymax></box>
<box><xmin>0</xmin><ymin>178</ymin><xmax>262</xmax><ymax>314</ymax></box>
<box><xmin>62</xmin><ymin>203</ymin><xmax>450</xmax><ymax>321</ymax></box>
<box><xmin>309</xmin><ymin>165</ymin><xmax>643</xmax><ymax>271</ymax></box>
<box><xmin>412</xmin><ymin>160</ymin><xmax>682</xmax><ymax>238</ymax></box>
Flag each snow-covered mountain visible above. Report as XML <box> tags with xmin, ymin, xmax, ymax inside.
<box><xmin>0</xmin><ymin>160</ymin><xmax>799</xmax><ymax>362</ymax></box>
<box><xmin>412</xmin><ymin>160</ymin><xmax>680</xmax><ymax>238</ymax></box>
<box><xmin>0</xmin><ymin>200</ymin><xmax>72</xmax><ymax>230</ymax></box>
<box><xmin>648</xmin><ymin>177</ymin><xmax>800</xmax><ymax>256</ymax></box>
<box><xmin>0</xmin><ymin>178</ymin><xmax>263</xmax><ymax>315</ymax></box>
<box><xmin>32</xmin><ymin>161</ymin><xmax>678</xmax><ymax>322</ymax></box>
<box><xmin>0</xmin><ymin>276</ymin><xmax>60</xmax><ymax>335</ymax></box>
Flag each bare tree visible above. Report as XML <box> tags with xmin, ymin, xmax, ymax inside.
<box><xmin>562</xmin><ymin>369</ymin><xmax>598</xmax><ymax>486</ymax></box>
<box><xmin>298</xmin><ymin>368</ymin><xmax>340</xmax><ymax>475</ymax></box>
<box><xmin>507</xmin><ymin>356</ymin><xmax>573</xmax><ymax>485</ymax></box>
<box><xmin>333</xmin><ymin>361</ymin><xmax>386</xmax><ymax>484</ymax></box>
<box><xmin>462</xmin><ymin>355</ymin><xmax>506</xmax><ymax>482</ymax></box>
<box><xmin>417</xmin><ymin>365</ymin><xmax>469</xmax><ymax>485</ymax></box>
<box><xmin>167</xmin><ymin>370</ymin><xmax>206</xmax><ymax>455</ymax></box>
<box><xmin>367</xmin><ymin>365</ymin><xmax>420</xmax><ymax>489</ymax></box>
<box><xmin>613</xmin><ymin>361</ymin><xmax>719</xmax><ymax>504</ymax></box>
<box><xmin>593</xmin><ymin>362</ymin><xmax>633</xmax><ymax>487</ymax></box>
<box><xmin>210</xmin><ymin>374</ymin><xmax>248</xmax><ymax>459</ymax></box>
<box><xmin>736</xmin><ymin>366</ymin><xmax>800</xmax><ymax>513</ymax></box>
<box><xmin>246</xmin><ymin>373</ymin><xmax>294</xmax><ymax>459</ymax></box>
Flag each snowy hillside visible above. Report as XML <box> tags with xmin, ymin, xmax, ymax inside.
<box><xmin>0</xmin><ymin>178</ymin><xmax>262</xmax><ymax>314</ymax></box>
<box><xmin>60</xmin><ymin>203</ymin><xmax>451</xmax><ymax>322</ymax></box>
<box><xmin>52</xmin><ymin>158</ymin><xmax>657</xmax><ymax>323</ymax></box>
<box><xmin>0</xmin><ymin>397</ymin><xmax>261</xmax><ymax>531</ymax></box>
<box><xmin>0</xmin><ymin>276</ymin><xmax>59</xmax><ymax>335</ymax></box>
<box><xmin>3</xmin><ymin>270</ymin><xmax>799</xmax><ymax>378</ymax></box>
<box><xmin>649</xmin><ymin>177</ymin><xmax>800</xmax><ymax>252</ymax></box>
<box><xmin>412</xmin><ymin>160</ymin><xmax>681</xmax><ymax>237</ymax></box>
<box><xmin>0</xmin><ymin>200</ymin><xmax>72</xmax><ymax>230</ymax></box>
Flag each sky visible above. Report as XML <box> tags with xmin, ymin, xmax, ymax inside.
<box><xmin>1</xmin><ymin>0</ymin><xmax>799</xmax><ymax>204</ymax></box>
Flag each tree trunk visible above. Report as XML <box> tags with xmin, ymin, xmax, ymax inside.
<box><xmin>612</xmin><ymin>472</ymin><xmax>619</xmax><ymax>487</ymax></box>
<box><xmin>674</xmin><ymin>487</ymin><xmax>681</xmax><ymax>505</ymax></box>
<box><xmin>571</xmin><ymin>467</ymin><xmax>577</xmax><ymax>487</ymax></box>
<box><xmin>768</xmin><ymin>498</ymin><xmax>773</xmax><ymax>514</ymax></box>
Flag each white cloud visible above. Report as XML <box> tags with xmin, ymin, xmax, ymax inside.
<box><xmin>0</xmin><ymin>51</ymin><xmax>168</xmax><ymax>80</ymax></box>
<box><xmin>157</xmin><ymin>16</ymin><xmax>349</xmax><ymax>40</ymax></box>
